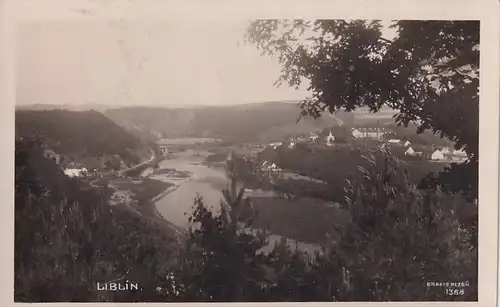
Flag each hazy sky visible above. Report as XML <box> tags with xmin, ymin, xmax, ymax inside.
<box><xmin>16</xmin><ymin>19</ymin><xmax>394</xmax><ymax>107</ymax></box>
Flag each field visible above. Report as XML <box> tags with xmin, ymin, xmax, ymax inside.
<box><xmin>113</xmin><ymin>178</ymin><xmax>174</xmax><ymax>217</ymax></box>
<box><xmin>251</xmin><ymin>196</ymin><xmax>349</xmax><ymax>245</ymax></box>
<box><xmin>158</xmin><ymin>137</ymin><xmax>221</xmax><ymax>145</ymax></box>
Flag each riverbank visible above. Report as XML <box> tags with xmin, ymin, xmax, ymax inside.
<box><xmin>111</xmin><ymin>178</ymin><xmax>174</xmax><ymax>217</ymax></box>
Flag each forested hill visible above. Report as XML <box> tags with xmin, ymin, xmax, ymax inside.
<box><xmin>103</xmin><ymin>101</ymin><xmax>343</xmax><ymax>142</ymax></box>
<box><xmin>15</xmin><ymin>137</ymin><xmax>180</xmax><ymax>301</ymax></box>
<box><xmin>15</xmin><ymin>109</ymin><xmax>152</xmax><ymax>166</ymax></box>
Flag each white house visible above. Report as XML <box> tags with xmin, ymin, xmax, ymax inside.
<box><xmin>325</xmin><ymin>131</ymin><xmax>335</xmax><ymax>146</ymax></box>
<box><xmin>352</xmin><ymin>129</ymin><xmax>364</xmax><ymax>139</ymax></box>
<box><xmin>446</xmin><ymin>149</ymin><xmax>468</xmax><ymax>163</ymax></box>
<box><xmin>452</xmin><ymin>149</ymin><xmax>467</xmax><ymax>157</ymax></box>
<box><xmin>440</xmin><ymin>147</ymin><xmax>450</xmax><ymax>155</ymax></box>
<box><xmin>431</xmin><ymin>149</ymin><xmax>445</xmax><ymax>161</ymax></box>
<box><xmin>388</xmin><ymin>139</ymin><xmax>401</xmax><ymax>144</ymax></box>
<box><xmin>404</xmin><ymin>141</ymin><xmax>411</xmax><ymax>147</ymax></box>
<box><xmin>269</xmin><ymin>142</ymin><xmax>283</xmax><ymax>149</ymax></box>
<box><xmin>288</xmin><ymin>142</ymin><xmax>296</xmax><ymax>149</ymax></box>
<box><xmin>309</xmin><ymin>134</ymin><xmax>319</xmax><ymax>141</ymax></box>
<box><xmin>64</xmin><ymin>168</ymin><xmax>88</xmax><ymax>178</ymax></box>
<box><xmin>261</xmin><ymin>161</ymin><xmax>282</xmax><ymax>175</ymax></box>
<box><xmin>405</xmin><ymin>147</ymin><xmax>416</xmax><ymax>156</ymax></box>
<box><xmin>352</xmin><ymin>128</ymin><xmax>385</xmax><ymax>140</ymax></box>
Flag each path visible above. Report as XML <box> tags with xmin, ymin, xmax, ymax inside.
<box><xmin>118</xmin><ymin>152</ymin><xmax>157</xmax><ymax>177</ymax></box>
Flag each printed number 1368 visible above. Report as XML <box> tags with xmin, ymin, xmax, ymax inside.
<box><xmin>445</xmin><ymin>288</ymin><xmax>465</xmax><ymax>296</ymax></box>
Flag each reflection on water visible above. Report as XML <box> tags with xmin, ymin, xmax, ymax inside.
<box><xmin>154</xmin><ymin>152</ymin><xmax>229</xmax><ymax>228</ymax></box>
<box><xmin>153</xmin><ymin>150</ymin><xmax>322</xmax><ymax>256</ymax></box>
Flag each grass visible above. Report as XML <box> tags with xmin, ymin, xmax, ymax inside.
<box><xmin>204</xmin><ymin>152</ymin><xmax>228</xmax><ymax>163</ymax></box>
<box><xmin>251</xmin><ymin>196</ymin><xmax>349</xmax><ymax>246</ymax></box>
<box><xmin>153</xmin><ymin>168</ymin><xmax>190</xmax><ymax>178</ymax></box>
<box><xmin>114</xmin><ymin>178</ymin><xmax>174</xmax><ymax>217</ymax></box>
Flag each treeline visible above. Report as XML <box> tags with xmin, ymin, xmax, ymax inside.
<box><xmin>255</xmin><ymin>144</ymin><xmax>450</xmax><ymax>202</ymax></box>
<box><xmin>104</xmin><ymin>102</ymin><xmax>340</xmax><ymax>143</ymax></box>
<box><xmin>15</xmin><ymin>109</ymin><xmax>152</xmax><ymax>167</ymax></box>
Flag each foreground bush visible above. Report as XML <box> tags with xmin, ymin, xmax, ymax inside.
<box><xmin>15</xmin><ymin>137</ymin><xmax>180</xmax><ymax>302</ymax></box>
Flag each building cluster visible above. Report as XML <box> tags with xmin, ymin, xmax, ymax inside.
<box><xmin>64</xmin><ymin>167</ymin><xmax>88</xmax><ymax>178</ymax></box>
<box><xmin>351</xmin><ymin>128</ymin><xmax>386</xmax><ymax>140</ymax></box>
<box><xmin>430</xmin><ymin>147</ymin><xmax>468</xmax><ymax>162</ymax></box>
<box><xmin>382</xmin><ymin>139</ymin><xmax>467</xmax><ymax>162</ymax></box>
<box><xmin>260</xmin><ymin>161</ymin><xmax>283</xmax><ymax>175</ymax></box>
<box><xmin>241</xmin><ymin>125</ymin><xmax>468</xmax><ymax>167</ymax></box>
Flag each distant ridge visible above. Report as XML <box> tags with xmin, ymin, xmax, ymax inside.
<box><xmin>16</xmin><ymin>99</ymin><xmax>303</xmax><ymax>112</ymax></box>
<box><xmin>15</xmin><ymin>103</ymin><xmax>114</xmax><ymax>112</ymax></box>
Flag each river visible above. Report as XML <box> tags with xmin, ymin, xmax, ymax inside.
<box><xmin>151</xmin><ymin>149</ymin><xmax>322</xmax><ymax>256</ymax></box>
<box><xmin>153</xmin><ymin>150</ymin><xmax>228</xmax><ymax>228</ymax></box>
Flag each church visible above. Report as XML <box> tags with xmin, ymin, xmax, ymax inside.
<box><xmin>325</xmin><ymin>131</ymin><xmax>335</xmax><ymax>146</ymax></box>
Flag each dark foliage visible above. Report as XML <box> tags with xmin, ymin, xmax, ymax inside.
<box><xmin>15</xmin><ymin>136</ymin><xmax>179</xmax><ymax>302</ymax></box>
<box><xmin>245</xmin><ymin>20</ymin><xmax>479</xmax><ymax>199</ymax></box>
<box><xmin>255</xmin><ymin>144</ymin><xmax>447</xmax><ymax>203</ymax></box>
<box><xmin>168</xmin><ymin>150</ymin><xmax>477</xmax><ymax>301</ymax></box>
<box><xmin>15</xmin><ymin>109</ymin><xmax>149</xmax><ymax>166</ymax></box>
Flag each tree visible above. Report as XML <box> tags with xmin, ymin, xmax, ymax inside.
<box><xmin>172</xmin><ymin>159</ymin><xmax>269</xmax><ymax>301</ymax></box>
<box><xmin>245</xmin><ymin>20</ymin><xmax>479</xmax><ymax>199</ymax></box>
<box><xmin>316</xmin><ymin>150</ymin><xmax>477</xmax><ymax>301</ymax></box>
<box><xmin>15</xmin><ymin>137</ymin><xmax>180</xmax><ymax>302</ymax></box>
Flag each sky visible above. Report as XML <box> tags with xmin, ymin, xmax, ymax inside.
<box><xmin>16</xmin><ymin>19</ymin><xmax>395</xmax><ymax>107</ymax></box>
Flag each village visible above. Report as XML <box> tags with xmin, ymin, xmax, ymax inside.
<box><xmin>49</xmin><ymin>127</ymin><xmax>466</xmax><ymax>183</ymax></box>
<box><xmin>236</xmin><ymin>126</ymin><xmax>468</xmax><ymax>176</ymax></box>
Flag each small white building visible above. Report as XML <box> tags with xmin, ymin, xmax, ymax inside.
<box><xmin>269</xmin><ymin>142</ymin><xmax>283</xmax><ymax>150</ymax></box>
<box><xmin>226</xmin><ymin>149</ymin><xmax>234</xmax><ymax>162</ymax></box>
<box><xmin>452</xmin><ymin>149</ymin><xmax>467</xmax><ymax>157</ymax></box>
<box><xmin>325</xmin><ymin>131</ymin><xmax>335</xmax><ymax>146</ymax></box>
<box><xmin>404</xmin><ymin>141</ymin><xmax>411</xmax><ymax>147</ymax></box>
<box><xmin>261</xmin><ymin>161</ymin><xmax>282</xmax><ymax>175</ymax></box>
<box><xmin>352</xmin><ymin>128</ymin><xmax>385</xmax><ymax>140</ymax></box>
<box><xmin>440</xmin><ymin>147</ymin><xmax>450</xmax><ymax>155</ymax></box>
<box><xmin>310</xmin><ymin>135</ymin><xmax>319</xmax><ymax>141</ymax></box>
<box><xmin>352</xmin><ymin>129</ymin><xmax>364</xmax><ymax>139</ymax></box>
<box><xmin>431</xmin><ymin>150</ymin><xmax>445</xmax><ymax>161</ymax></box>
<box><xmin>64</xmin><ymin>168</ymin><xmax>88</xmax><ymax>178</ymax></box>
<box><xmin>388</xmin><ymin>139</ymin><xmax>401</xmax><ymax>144</ymax></box>
<box><xmin>444</xmin><ymin>149</ymin><xmax>467</xmax><ymax>163</ymax></box>
<box><xmin>288</xmin><ymin>142</ymin><xmax>296</xmax><ymax>149</ymax></box>
<box><xmin>405</xmin><ymin>147</ymin><xmax>416</xmax><ymax>156</ymax></box>
<box><xmin>159</xmin><ymin>146</ymin><xmax>169</xmax><ymax>155</ymax></box>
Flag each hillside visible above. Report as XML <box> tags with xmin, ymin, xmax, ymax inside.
<box><xmin>104</xmin><ymin>102</ymin><xmax>343</xmax><ymax>142</ymax></box>
<box><xmin>15</xmin><ymin>109</ymin><xmax>153</xmax><ymax>168</ymax></box>
<box><xmin>15</xmin><ymin>136</ymin><xmax>180</xmax><ymax>301</ymax></box>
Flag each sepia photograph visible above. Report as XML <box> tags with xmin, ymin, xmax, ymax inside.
<box><xmin>8</xmin><ymin>1</ymin><xmax>495</xmax><ymax>303</ymax></box>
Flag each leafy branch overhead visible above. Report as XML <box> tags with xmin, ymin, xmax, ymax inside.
<box><xmin>245</xmin><ymin>20</ymin><xmax>479</xmax><ymax>198</ymax></box>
